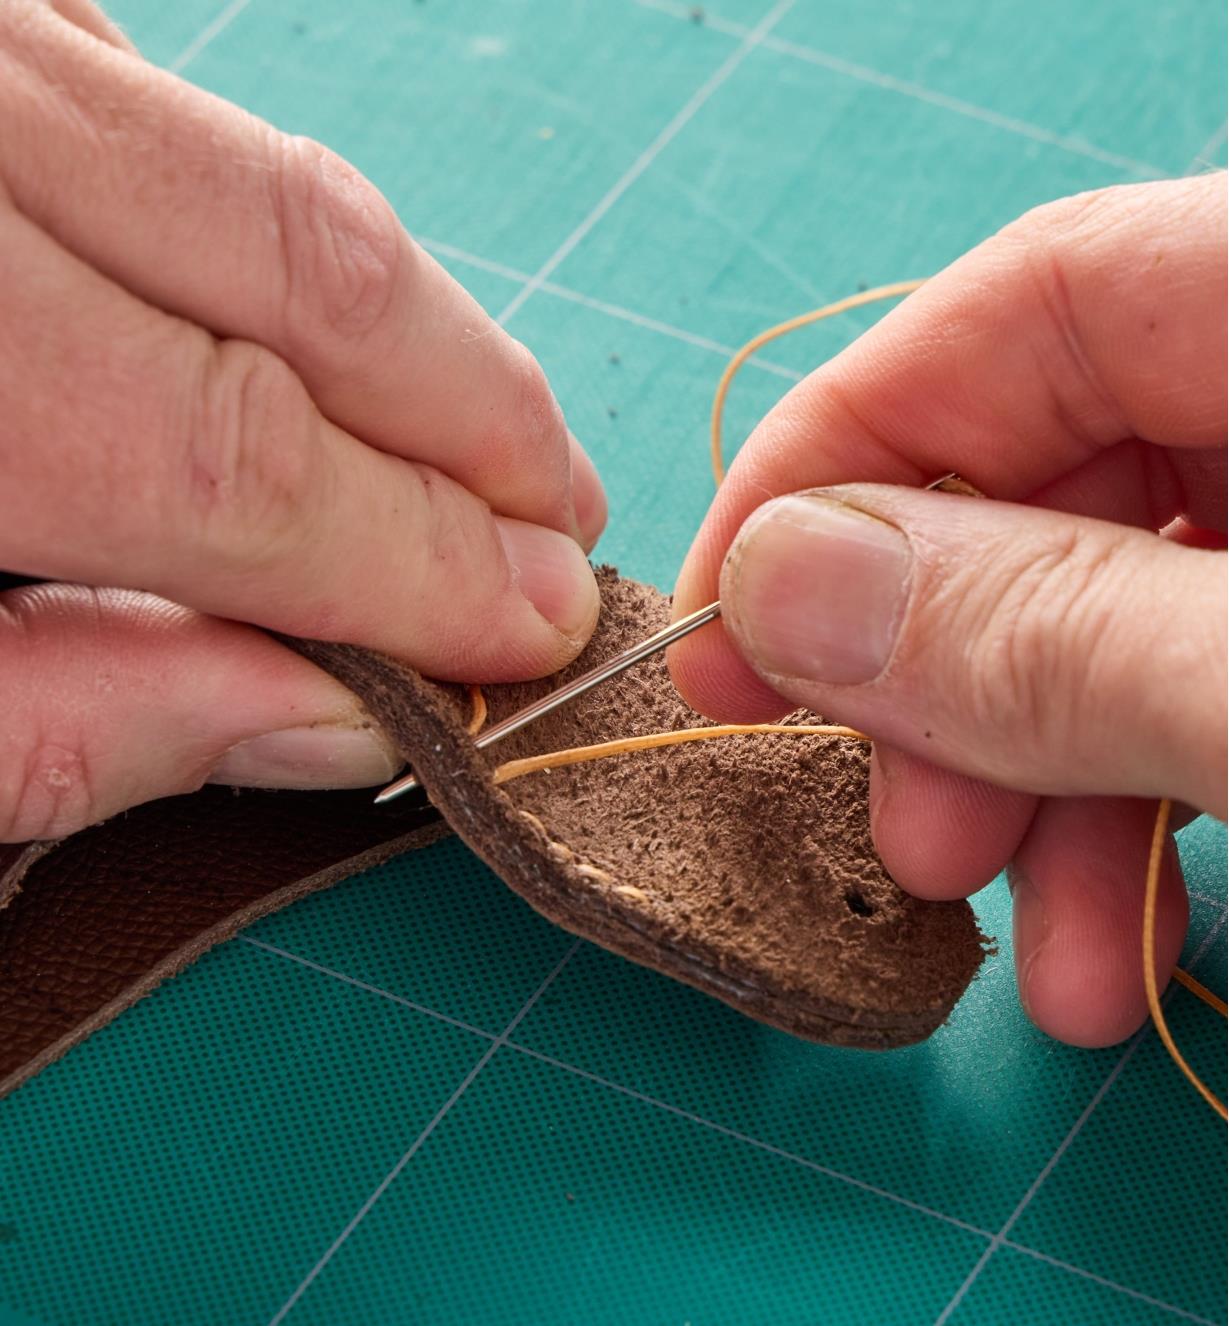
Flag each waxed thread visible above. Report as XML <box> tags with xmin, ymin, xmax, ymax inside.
<box><xmin>1144</xmin><ymin>799</ymin><xmax>1226</xmax><ymax>1119</ymax></box>
<box><xmin>492</xmin><ymin>723</ymin><xmax>867</xmax><ymax>784</ymax></box>
<box><xmin>465</xmin><ymin>684</ymin><xmax>487</xmax><ymax>735</ymax></box>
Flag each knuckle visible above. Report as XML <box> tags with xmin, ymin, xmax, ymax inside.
<box><xmin>480</xmin><ymin>340</ymin><xmax>569</xmax><ymax>490</ymax></box>
<box><xmin>959</xmin><ymin>529</ymin><xmax>1122</xmax><ymax>755</ymax></box>
<box><xmin>412</xmin><ymin>460</ymin><xmax>511</xmax><ymax>593</ymax></box>
<box><xmin>989</xmin><ymin>188</ymin><xmax>1132</xmax><ymax>441</ymax></box>
<box><xmin>2</xmin><ymin>738</ymin><xmax>100</xmax><ymax>841</ymax></box>
<box><xmin>184</xmin><ymin>339</ymin><xmax>321</xmax><ymax>570</ymax></box>
<box><xmin>996</xmin><ymin>184</ymin><xmax>1133</xmax><ymax>258</ymax></box>
<box><xmin>0</xmin><ymin>592</ymin><xmax>106</xmax><ymax>840</ymax></box>
<box><xmin>269</xmin><ymin>134</ymin><xmax>405</xmax><ymax>351</ymax></box>
<box><xmin>506</xmin><ymin>340</ymin><xmax>564</xmax><ymax>443</ymax></box>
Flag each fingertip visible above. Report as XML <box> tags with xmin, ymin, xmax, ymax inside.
<box><xmin>869</xmin><ymin>746</ymin><xmax>1035</xmax><ymax>899</ymax></box>
<box><xmin>568</xmin><ymin>435</ymin><xmax>607</xmax><ymax>554</ymax></box>
<box><xmin>669</xmin><ymin>533</ymin><xmax>792</xmax><ymax>719</ymax></box>
<box><xmin>667</xmin><ymin>624</ymin><xmax>792</xmax><ymax>723</ymax></box>
<box><xmin>1011</xmin><ymin>797</ymin><xmax>1189</xmax><ymax>1048</ymax></box>
<box><xmin>493</xmin><ymin>516</ymin><xmax>600</xmax><ymax>649</ymax></box>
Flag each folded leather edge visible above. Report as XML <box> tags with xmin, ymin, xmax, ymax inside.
<box><xmin>289</xmin><ymin>638</ymin><xmax>965</xmax><ymax>1049</ymax></box>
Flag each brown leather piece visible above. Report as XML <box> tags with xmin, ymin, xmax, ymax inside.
<box><xmin>0</xmin><ymin>787</ymin><xmax>445</xmax><ymax>1096</ymax></box>
<box><xmin>1</xmin><ymin>568</ymin><xmax>987</xmax><ymax>1097</ymax></box>
<box><xmin>292</xmin><ymin>569</ymin><xmax>987</xmax><ymax>1049</ymax></box>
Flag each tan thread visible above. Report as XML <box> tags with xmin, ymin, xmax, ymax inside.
<box><xmin>491</xmin><ymin>724</ymin><xmax>867</xmax><ymax>785</ymax></box>
<box><xmin>1143</xmin><ymin>799</ymin><xmax>1226</xmax><ymax>1119</ymax></box>
<box><xmin>710</xmin><ymin>280</ymin><xmax>926</xmax><ymax>487</ymax></box>
<box><xmin>465</xmin><ymin>684</ymin><xmax>488</xmax><ymax>735</ymax></box>
<box><xmin>517</xmin><ymin>809</ymin><xmax>547</xmax><ymax>836</ymax></box>
<box><xmin>574</xmin><ymin>862</ymin><xmax>616</xmax><ymax>885</ymax></box>
<box><xmin>518</xmin><ymin>807</ymin><xmax>616</xmax><ymax>894</ymax></box>
<box><xmin>1172</xmin><ymin>965</ymin><xmax>1227</xmax><ymax>1017</ymax></box>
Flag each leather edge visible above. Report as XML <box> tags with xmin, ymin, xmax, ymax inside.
<box><xmin>0</xmin><ymin>819</ymin><xmax>449</xmax><ymax>1099</ymax></box>
<box><xmin>0</xmin><ymin>841</ymin><xmax>58</xmax><ymax>912</ymax></box>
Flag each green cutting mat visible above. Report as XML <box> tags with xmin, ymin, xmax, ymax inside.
<box><xmin>2</xmin><ymin>2</ymin><xmax>1226</xmax><ymax>1322</ymax></box>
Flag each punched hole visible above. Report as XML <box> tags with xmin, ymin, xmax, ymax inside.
<box><xmin>844</xmin><ymin>889</ymin><xmax>874</xmax><ymax>918</ymax></box>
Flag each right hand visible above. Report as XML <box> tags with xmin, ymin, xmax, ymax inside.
<box><xmin>671</xmin><ymin>173</ymin><xmax>1226</xmax><ymax>1047</ymax></box>
<box><xmin>0</xmin><ymin>0</ymin><xmax>605</xmax><ymax>841</ymax></box>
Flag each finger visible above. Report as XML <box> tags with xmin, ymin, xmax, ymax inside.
<box><xmin>875</xmin><ymin>435</ymin><xmax>1220</xmax><ymax>905</ymax></box>
<box><xmin>671</xmin><ymin>437</ymin><xmax>1228</xmax><ymax>725</ymax></box>
<box><xmin>0</xmin><ymin>583</ymin><xmax>403</xmax><ymax>843</ymax></box>
<box><xmin>0</xmin><ymin>3</ymin><xmax>602</xmax><ymax>542</ymax></box>
<box><xmin>40</xmin><ymin>0</ymin><xmax>139</xmax><ymax>52</ymax></box>
<box><xmin>672</xmin><ymin>174</ymin><xmax>1226</xmax><ymax>714</ymax></box>
<box><xmin>715</xmin><ymin>486</ymin><xmax>1227</xmax><ymax>816</ymax></box>
<box><xmin>570</xmin><ymin>435</ymin><xmax>608</xmax><ymax>553</ymax></box>
<box><xmin>0</xmin><ymin>204</ymin><xmax>599</xmax><ymax>681</ymax></box>
<box><xmin>869</xmin><ymin>746</ymin><xmax>1037</xmax><ymax>899</ymax></box>
<box><xmin>1011</xmin><ymin>795</ymin><xmax>1188</xmax><ymax>1048</ymax></box>
<box><xmin>1163</xmin><ymin>519</ymin><xmax>1228</xmax><ymax>550</ymax></box>
<box><xmin>1027</xmin><ymin>437</ymin><xmax>1227</xmax><ymax>531</ymax></box>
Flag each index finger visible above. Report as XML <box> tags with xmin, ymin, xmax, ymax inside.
<box><xmin>1</xmin><ymin>2</ymin><xmax>601</xmax><ymax>546</ymax></box>
<box><xmin>671</xmin><ymin>174</ymin><xmax>1227</xmax><ymax>720</ymax></box>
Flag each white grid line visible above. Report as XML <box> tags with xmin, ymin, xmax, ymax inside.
<box><xmin>167</xmin><ymin>0</ymin><xmax>251</xmax><ymax>73</ymax></box>
<box><xmin>934</xmin><ymin>904</ymin><xmax>1228</xmax><ymax>1324</ymax></box>
<box><xmin>1186</xmin><ymin>905</ymin><xmax>1229</xmax><ymax>977</ymax></box>
<box><xmin>422</xmin><ymin>238</ymin><xmax>803</xmax><ymax>375</ymax></box>
<box><xmin>759</xmin><ymin>32</ymin><xmax>1160</xmax><ymax>178</ymax></box>
<box><xmin>1000</xmin><ymin>1242</ymin><xmax>1220</xmax><ymax>1326</ymax></box>
<box><xmin>268</xmin><ymin>940</ymin><xmax>580</xmax><ymax>1326</ymax></box>
<box><xmin>502</xmin><ymin>1041</ymin><xmax>993</xmax><ymax>1238</ymax></box>
<box><xmin>245</xmin><ymin>919</ymin><xmax>1223</xmax><ymax>1326</ymax></box>
<box><xmin>1185</xmin><ymin>121</ymin><xmax>1228</xmax><ymax>175</ymax></box>
<box><xmin>494</xmin><ymin>0</ymin><xmax>797</xmax><ymax>326</ymax></box>
<box><xmin>419</xmin><ymin>236</ymin><xmax>802</xmax><ymax>381</ymax></box>
<box><xmin>240</xmin><ymin>936</ymin><xmax>498</xmax><ymax>1042</ymax></box>
<box><xmin>635</xmin><ymin>0</ymin><xmax>1162</xmax><ymax>179</ymax></box>
<box><xmin>242</xmin><ymin>939</ymin><xmax>987</xmax><ymax>1237</ymax></box>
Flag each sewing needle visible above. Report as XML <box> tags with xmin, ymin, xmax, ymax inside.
<box><xmin>373</xmin><ymin>600</ymin><xmax>722</xmax><ymax>804</ymax></box>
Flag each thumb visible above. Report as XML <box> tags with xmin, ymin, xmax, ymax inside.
<box><xmin>1</xmin><ymin>584</ymin><xmax>401</xmax><ymax>842</ymax></box>
<box><xmin>718</xmin><ymin>485</ymin><xmax>1227</xmax><ymax>817</ymax></box>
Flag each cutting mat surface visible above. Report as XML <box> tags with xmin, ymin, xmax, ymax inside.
<box><xmin>1</xmin><ymin>2</ymin><xmax>1226</xmax><ymax>1323</ymax></box>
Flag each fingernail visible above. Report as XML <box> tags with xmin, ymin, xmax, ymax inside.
<box><xmin>209</xmin><ymin>723</ymin><xmax>400</xmax><ymax>790</ymax></box>
<box><xmin>867</xmin><ymin>749</ymin><xmax>891</xmax><ymax>840</ymax></box>
<box><xmin>568</xmin><ymin>434</ymin><xmax>607</xmax><ymax>552</ymax></box>
<box><xmin>723</xmin><ymin>494</ymin><xmax>912</xmax><ymax>685</ymax></box>
<box><xmin>495</xmin><ymin>515</ymin><xmax>599</xmax><ymax>642</ymax></box>
<box><xmin>1008</xmin><ymin>864</ymin><xmax>1049</xmax><ymax>1021</ymax></box>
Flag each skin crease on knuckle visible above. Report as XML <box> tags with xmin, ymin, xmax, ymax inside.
<box><xmin>184</xmin><ymin>337</ymin><xmax>326</xmax><ymax>585</ymax></box>
<box><xmin>398</xmin><ymin>460</ymin><xmax>554</xmax><ymax>678</ymax></box>
<box><xmin>265</xmin><ymin>136</ymin><xmax>576</xmax><ymax>538</ymax></box>
<box><xmin>270</xmin><ymin>134</ymin><xmax>407</xmax><ymax>361</ymax></box>
<box><xmin>902</xmin><ymin>522</ymin><xmax>1096</xmax><ymax>793</ymax></box>
<box><xmin>1006</xmin><ymin>178</ymin><xmax>1223</xmax><ymax>443</ymax></box>
<box><xmin>978</xmin><ymin>535</ymin><xmax>1089</xmax><ymax>772</ymax></box>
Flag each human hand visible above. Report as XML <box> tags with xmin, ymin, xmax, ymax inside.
<box><xmin>671</xmin><ymin>174</ymin><xmax>1226</xmax><ymax>1047</ymax></box>
<box><xmin>0</xmin><ymin>0</ymin><xmax>605</xmax><ymax>841</ymax></box>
